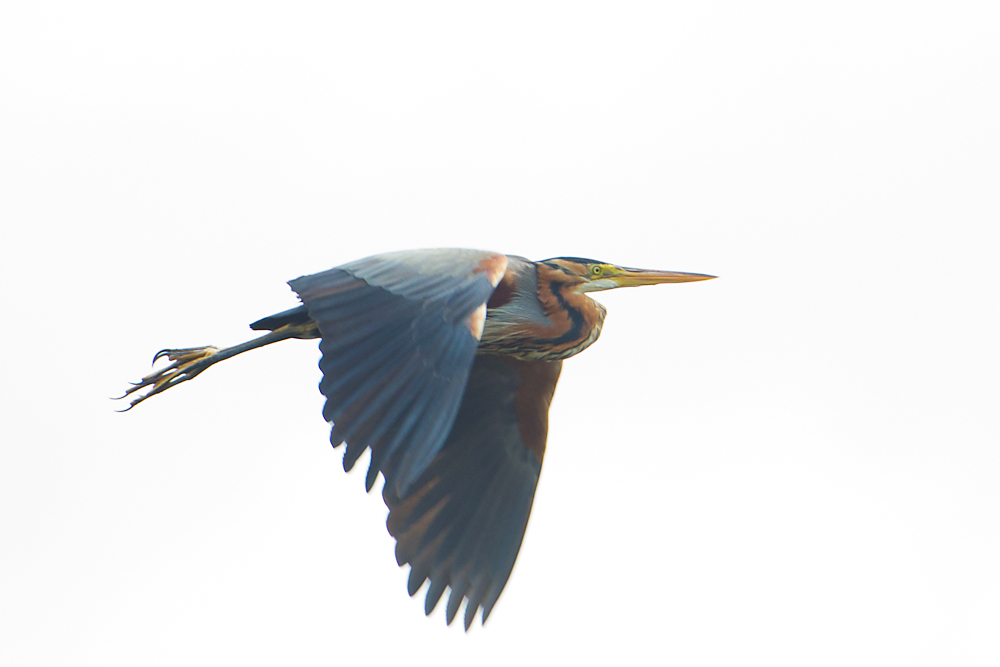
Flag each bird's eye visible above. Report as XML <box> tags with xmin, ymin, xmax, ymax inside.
<box><xmin>591</xmin><ymin>265</ymin><xmax>603</xmax><ymax>277</ymax></box>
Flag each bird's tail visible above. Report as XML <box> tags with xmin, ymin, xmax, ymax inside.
<box><xmin>249</xmin><ymin>305</ymin><xmax>316</xmax><ymax>332</ymax></box>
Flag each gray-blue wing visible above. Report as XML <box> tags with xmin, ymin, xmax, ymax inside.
<box><xmin>289</xmin><ymin>249</ymin><xmax>509</xmax><ymax>496</ymax></box>
<box><xmin>384</xmin><ymin>355</ymin><xmax>562</xmax><ymax>629</ymax></box>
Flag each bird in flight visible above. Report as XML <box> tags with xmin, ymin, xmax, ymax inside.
<box><xmin>120</xmin><ymin>248</ymin><xmax>714</xmax><ymax>629</ymax></box>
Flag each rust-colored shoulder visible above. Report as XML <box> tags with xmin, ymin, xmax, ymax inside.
<box><xmin>473</xmin><ymin>253</ymin><xmax>509</xmax><ymax>287</ymax></box>
<box><xmin>509</xmin><ymin>358</ymin><xmax>563</xmax><ymax>462</ymax></box>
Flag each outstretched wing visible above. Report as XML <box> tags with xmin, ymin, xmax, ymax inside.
<box><xmin>384</xmin><ymin>355</ymin><xmax>562</xmax><ymax>629</ymax></box>
<box><xmin>290</xmin><ymin>249</ymin><xmax>508</xmax><ymax>496</ymax></box>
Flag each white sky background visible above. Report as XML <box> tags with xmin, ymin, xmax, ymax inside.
<box><xmin>1</xmin><ymin>1</ymin><xmax>998</xmax><ymax>664</ymax></box>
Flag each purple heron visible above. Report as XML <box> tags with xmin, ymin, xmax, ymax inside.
<box><xmin>120</xmin><ymin>249</ymin><xmax>714</xmax><ymax>629</ymax></box>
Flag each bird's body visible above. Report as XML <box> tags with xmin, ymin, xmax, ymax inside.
<box><xmin>121</xmin><ymin>248</ymin><xmax>713</xmax><ymax>629</ymax></box>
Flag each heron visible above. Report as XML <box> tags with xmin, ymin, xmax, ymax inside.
<box><xmin>120</xmin><ymin>248</ymin><xmax>714</xmax><ymax>629</ymax></box>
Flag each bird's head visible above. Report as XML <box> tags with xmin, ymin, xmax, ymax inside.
<box><xmin>541</xmin><ymin>257</ymin><xmax>716</xmax><ymax>293</ymax></box>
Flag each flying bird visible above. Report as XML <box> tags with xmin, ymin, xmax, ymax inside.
<box><xmin>120</xmin><ymin>248</ymin><xmax>714</xmax><ymax>629</ymax></box>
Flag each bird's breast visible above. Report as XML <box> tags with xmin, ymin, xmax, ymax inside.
<box><xmin>479</xmin><ymin>281</ymin><xmax>606</xmax><ymax>361</ymax></box>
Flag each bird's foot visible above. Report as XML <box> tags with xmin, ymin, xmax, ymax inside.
<box><xmin>116</xmin><ymin>346</ymin><xmax>220</xmax><ymax>411</ymax></box>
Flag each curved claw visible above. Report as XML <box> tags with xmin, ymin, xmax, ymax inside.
<box><xmin>117</xmin><ymin>345</ymin><xmax>220</xmax><ymax>410</ymax></box>
<box><xmin>152</xmin><ymin>348</ymin><xmax>172</xmax><ymax>365</ymax></box>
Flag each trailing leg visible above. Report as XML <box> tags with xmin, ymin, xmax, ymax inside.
<box><xmin>118</xmin><ymin>320</ymin><xmax>317</xmax><ymax>410</ymax></box>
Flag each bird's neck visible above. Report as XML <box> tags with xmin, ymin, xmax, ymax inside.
<box><xmin>532</xmin><ymin>272</ymin><xmax>607</xmax><ymax>360</ymax></box>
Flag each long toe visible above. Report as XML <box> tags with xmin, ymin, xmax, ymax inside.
<box><xmin>117</xmin><ymin>345</ymin><xmax>220</xmax><ymax>410</ymax></box>
<box><xmin>152</xmin><ymin>346</ymin><xmax>220</xmax><ymax>365</ymax></box>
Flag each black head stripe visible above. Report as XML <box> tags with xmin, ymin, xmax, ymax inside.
<box><xmin>542</xmin><ymin>256</ymin><xmax>603</xmax><ymax>265</ymax></box>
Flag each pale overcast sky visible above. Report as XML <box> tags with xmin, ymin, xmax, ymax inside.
<box><xmin>2</xmin><ymin>2</ymin><xmax>998</xmax><ymax>665</ymax></box>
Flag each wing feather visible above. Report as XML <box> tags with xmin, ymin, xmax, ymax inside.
<box><xmin>384</xmin><ymin>355</ymin><xmax>562</xmax><ymax>628</ymax></box>
<box><xmin>290</xmin><ymin>249</ymin><xmax>508</xmax><ymax>496</ymax></box>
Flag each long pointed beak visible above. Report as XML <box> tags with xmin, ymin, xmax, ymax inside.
<box><xmin>611</xmin><ymin>268</ymin><xmax>717</xmax><ymax>287</ymax></box>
